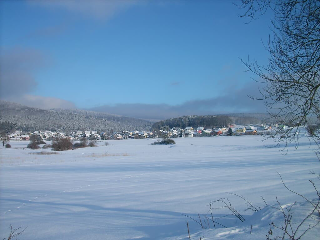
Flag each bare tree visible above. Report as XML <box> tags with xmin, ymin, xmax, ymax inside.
<box><xmin>51</xmin><ymin>137</ymin><xmax>73</xmax><ymax>151</ymax></box>
<box><xmin>237</xmin><ymin>2</ymin><xmax>320</xmax><ymax>239</ymax></box>
<box><xmin>240</xmin><ymin>0</ymin><xmax>320</xmax><ymax>145</ymax></box>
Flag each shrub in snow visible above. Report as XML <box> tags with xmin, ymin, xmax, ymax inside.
<box><xmin>42</xmin><ymin>144</ymin><xmax>52</xmax><ymax>149</ymax></box>
<box><xmin>30</xmin><ymin>134</ymin><xmax>46</xmax><ymax>144</ymax></box>
<box><xmin>52</xmin><ymin>137</ymin><xmax>73</xmax><ymax>151</ymax></box>
<box><xmin>88</xmin><ymin>140</ymin><xmax>97</xmax><ymax>147</ymax></box>
<box><xmin>5</xmin><ymin>143</ymin><xmax>11</xmax><ymax>148</ymax></box>
<box><xmin>73</xmin><ymin>142</ymin><xmax>84</xmax><ymax>149</ymax></box>
<box><xmin>152</xmin><ymin>138</ymin><xmax>176</xmax><ymax>145</ymax></box>
<box><xmin>73</xmin><ymin>137</ymin><xmax>88</xmax><ymax>149</ymax></box>
<box><xmin>27</xmin><ymin>134</ymin><xmax>45</xmax><ymax>149</ymax></box>
<box><xmin>80</xmin><ymin>137</ymin><xmax>88</xmax><ymax>147</ymax></box>
<box><xmin>27</xmin><ymin>141</ymin><xmax>40</xmax><ymax>149</ymax></box>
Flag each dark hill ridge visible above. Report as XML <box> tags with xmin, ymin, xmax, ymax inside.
<box><xmin>151</xmin><ymin>113</ymin><xmax>271</xmax><ymax>130</ymax></box>
<box><xmin>226</xmin><ymin>113</ymin><xmax>273</xmax><ymax>125</ymax></box>
<box><xmin>0</xmin><ymin>101</ymin><xmax>152</xmax><ymax>133</ymax></box>
<box><xmin>152</xmin><ymin>115</ymin><xmax>232</xmax><ymax>130</ymax></box>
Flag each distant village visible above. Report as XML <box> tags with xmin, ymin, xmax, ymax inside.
<box><xmin>5</xmin><ymin>124</ymin><xmax>297</xmax><ymax>142</ymax></box>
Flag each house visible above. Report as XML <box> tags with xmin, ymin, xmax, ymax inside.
<box><xmin>8</xmin><ymin>131</ymin><xmax>21</xmax><ymax>140</ymax></box>
<box><xmin>20</xmin><ymin>135</ymin><xmax>30</xmax><ymax>141</ymax></box>
<box><xmin>203</xmin><ymin>129</ymin><xmax>212</xmax><ymax>135</ymax></box>
<box><xmin>197</xmin><ymin>127</ymin><xmax>204</xmax><ymax>133</ymax></box>
<box><xmin>76</xmin><ymin>131</ymin><xmax>83</xmax><ymax>136</ymax></box>
<box><xmin>212</xmin><ymin>128</ymin><xmax>222</xmax><ymax>136</ymax></box>
<box><xmin>245</xmin><ymin>126</ymin><xmax>257</xmax><ymax>135</ymax></box>
<box><xmin>184</xmin><ymin>127</ymin><xmax>194</xmax><ymax>137</ymax></box>
<box><xmin>115</xmin><ymin>133</ymin><xmax>123</xmax><ymax>140</ymax></box>
<box><xmin>184</xmin><ymin>131</ymin><xmax>194</xmax><ymax>137</ymax></box>
<box><xmin>232</xmin><ymin>126</ymin><xmax>246</xmax><ymax>135</ymax></box>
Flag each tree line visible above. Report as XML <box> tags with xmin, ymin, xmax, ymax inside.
<box><xmin>152</xmin><ymin>115</ymin><xmax>232</xmax><ymax>130</ymax></box>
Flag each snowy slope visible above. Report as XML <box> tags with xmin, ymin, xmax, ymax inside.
<box><xmin>0</xmin><ymin>100</ymin><xmax>152</xmax><ymax>132</ymax></box>
<box><xmin>0</xmin><ymin>136</ymin><xmax>319</xmax><ymax>239</ymax></box>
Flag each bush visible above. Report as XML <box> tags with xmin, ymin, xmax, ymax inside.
<box><xmin>42</xmin><ymin>144</ymin><xmax>52</xmax><ymax>149</ymax></box>
<box><xmin>5</xmin><ymin>143</ymin><xmax>11</xmax><ymax>148</ymax></box>
<box><xmin>27</xmin><ymin>141</ymin><xmax>40</xmax><ymax>149</ymax></box>
<box><xmin>52</xmin><ymin>137</ymin><xmax>73</xmax><ymax>151</ymax></box>
<box><xmin>88</xmin><ymin>140</ymin><xmax>97</xmax><ymax>147</ymax></box>
<box><xmin>73</xmin><ymin>138</ymin><xmax>88</xmax><ymax>149</ymax></box>
<box><xmin>152</xmin><ymin>138</ymin><xmax>176</xmax><ymax>145</ymax></box>
<box><xmin>73</xmin><ymin>142</ymin><xmax>83</xmax><ymax>149</ymax></box>
<box><xmin>80</xmin><ymin>137</ymin><xmax>88</xmax><ymax>147</ymax></box>
<box><xmin>30</xmin><ymin>134</ymin><xmax>45</xmax><ymax>144</ymax></box>
<box><xmin>27</xmin><ymin>134</ymin><xmax>45</xmax><ymax>149</ymax></box>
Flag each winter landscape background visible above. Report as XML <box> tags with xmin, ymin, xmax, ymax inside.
<box><xmin>1</xmin><ymin>135</ymin><xmax>319</xmax><ymax>239</ymax></box>
<box><xmin>1</xmin><ymin>1</ymin><xmax>319</xmax><ymax>239</ymax></box>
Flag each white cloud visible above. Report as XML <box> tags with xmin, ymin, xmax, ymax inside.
<box><xmin>0</xmin><ymin>47</ymin><xmax>46</xmax><ymax>98</ymax></box>
<box><xmin>91</xmin><ymin>82</ymin><xmax>266</xmax><ymax>120</ymax></box>
<box><xmin>0</xmin><ymin>47</ymin><xmax>76</xmax><ymax>110</ymax></box>
<box><xmin>7</xmin><ymin>94</ymin><xmax>76</xmax><ymax>110</ymax></box>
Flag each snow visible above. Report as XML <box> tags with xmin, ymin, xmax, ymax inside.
<box><xmin>0</xmin><ymin>136</ymin><xmax>319</xmax><ymax>240</ymax></box>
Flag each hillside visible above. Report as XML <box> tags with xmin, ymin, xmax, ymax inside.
<box><xmin>152</xmin><ymin>115</ymin><xmax>233</xmax><ymax>130</ymax></box>
<box><xmin>151</xmin><ymin>114</ymin><xmax>270</xmax><ymax>130</ymax></box>
<box><xmin>0</xmin><ymin>101</ymin><xmax>152</xmax><ymax>133</ymax></box>
<box><xmin>227</xmin><ymin>113</ymin><xmax>272</xmax><ymax>125</ymax></box>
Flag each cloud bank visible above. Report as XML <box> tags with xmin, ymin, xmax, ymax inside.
<box><xmin>91</xmin><ymin>83</ymin><xmax>266</xmax><ymax>121</ymax></box>
<box><xmin>14</xmin><ymin>95</ymin><xmax>76</xmax><ymax>110</ymax></box>
<box><xmin>0</xmin><ymin>47</ymin><xmax>76</xmax><ymax>110</ymax></box>
<box><xmin>0</xmin><ymin>47</ymin><xmax>265</xmax><ymax>117</ymax></box>
<box><xmin>0</xmin><ymin>47</ymin><xmax>43</xmax><ymax>98</ymax></box>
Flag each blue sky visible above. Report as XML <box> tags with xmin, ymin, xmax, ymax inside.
<box><xmin>0</xmin><ymin>0</ymin><xmax>272</xmax><ymax>120</ymax></box>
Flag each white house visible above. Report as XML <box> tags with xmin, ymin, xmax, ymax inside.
<box><xmin>184</xmin><ymin>127</ymin><xmax>194</xmax><ymax>137</ymax></box>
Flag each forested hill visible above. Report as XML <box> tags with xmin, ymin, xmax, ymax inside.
<box><xmin>152</xmin><ymin>113</ymin><xmax>270</xmax><ymax>130</ymax></box>
<box><xmin>0</xmin><ymin>101</ymin><xmax>152</xmax><ymax>133</ymax></box>
<box><xmin>227</xmin><ymin>113</ymin><xmax>271</xmax><ymax>125</ymax></box>
<box><xmin>152</xmin><ymin>115</ymin><xmax>232</xmax><ymax>130</ymax></box>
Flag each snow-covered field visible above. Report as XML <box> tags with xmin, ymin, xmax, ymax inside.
<box><xmin>1</xmin><ymin>136</ymin><xmax>319</xmax><ymax>240</ymax></box>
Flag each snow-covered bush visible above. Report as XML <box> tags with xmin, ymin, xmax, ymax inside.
<box><xmin>42</xmin><ymin>144</ymin><xmax>52</xmax><ymax>149</ymax></box>
<box><xmin>88</xmin><ymin>140</ymin><xmax>97</xmax><ymax>147</ymax></box>
<box><xmin>73</xmin><ymin>137</ymin><xmax>88</xmax><ymax>149</ymax></box>
<box><xmin>30</xmin><ymin>134</ymin><xmax>45</xmax><ymax>144</ymax></box>
<box><xmin>152</xmin><ymin>138</ymin><xmax>175</xmax><ymax>145</ymax></box>
<box><xmin>27</xmin><ymin>141</ymin><xmax>40</xmax><ymax>149</ymax></box>
<box><xmin>73</xmin><ymin>142</ymin><xmax>84</xmax><ymax>149</ymax></box>
<box><xmin>52</xmin><ymin>137</ymin><xmax>73</xmax><ymax>151</ymax></box>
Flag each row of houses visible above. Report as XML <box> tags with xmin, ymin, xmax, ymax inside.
<box><xmin>8</xmin><ymin>130</ymin><xmax>68</xmax><ymax>141</ymax></box>
<box><xmin>158</xmin><ymin>124</ymin><xmax>274</xmax><ymax>138</ymax></box>
<box><xmin>6</xmin><ymin>130</ymin><xmax>157</xmax><ymax>141</ymax></box>
<box><xmin>6</xmin><ymin>124</ymin><xmax>287</xmax><ymax>142</ymax></box>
